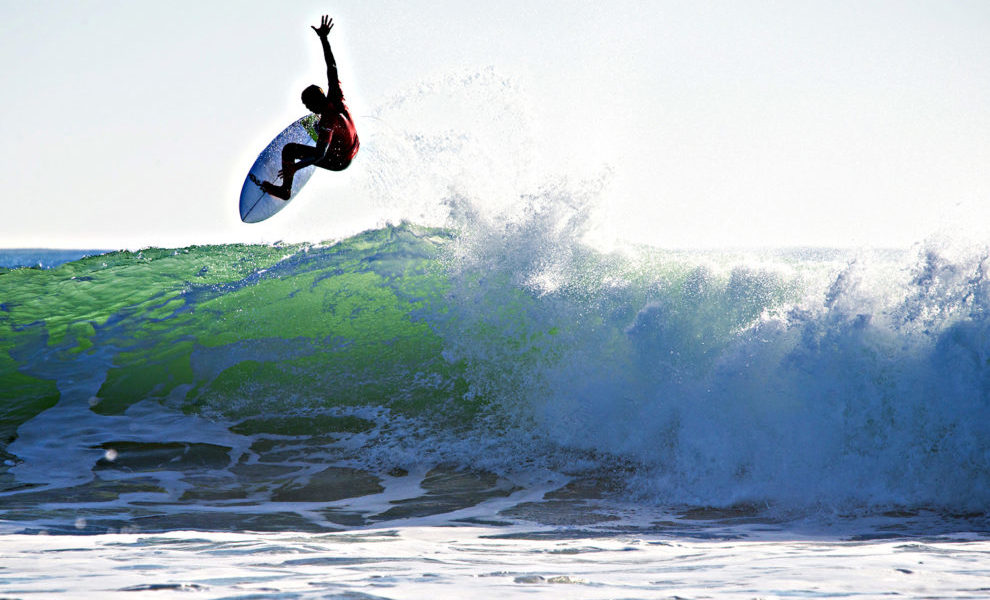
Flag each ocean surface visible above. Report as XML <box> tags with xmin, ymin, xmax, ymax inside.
<box><xmin>0</xmin><ymin>249</ymin><xmax>110</xmax><ymax>270</ymax></box>
<box><xmin>1</xmin><ymin>221</ymin><xmax>989</xmax><ymax>598</ymax></box>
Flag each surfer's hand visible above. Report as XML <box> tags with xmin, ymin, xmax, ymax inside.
<box><xmin>312</xmin><ymin>15</ymin><xmax>333</xmax><ymax>38</ymax></box>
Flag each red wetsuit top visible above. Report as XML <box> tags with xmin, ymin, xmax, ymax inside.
<box><xmin>318</xmin><ymin>82</ymin><xmax>359</xmax><ymax>170</ymax></box>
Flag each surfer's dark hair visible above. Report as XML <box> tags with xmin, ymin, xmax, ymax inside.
<box><xmin>301</xmin><ymin>85</ymin><xmax>325</xmax><ymax>107</ymax></box>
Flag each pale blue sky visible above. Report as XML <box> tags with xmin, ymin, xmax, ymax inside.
<box><xmin>1</xmin><ymin>1</ymin><xmax>988</xmax><ymax>249</ymax></box>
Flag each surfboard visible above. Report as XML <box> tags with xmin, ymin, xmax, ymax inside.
<box><xmin>239</xmin><ymin>115</ymin><xmax>320</xmax><ymax>223</ymax></box>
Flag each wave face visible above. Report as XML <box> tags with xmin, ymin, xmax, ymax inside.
<box><xmin>2</xmin><ymin>219</ymin><xmax>989</xmax><ymax>522</ymax></box>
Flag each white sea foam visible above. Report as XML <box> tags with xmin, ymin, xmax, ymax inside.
<box><xmin>0</xmin><ymin>526</ymin><xmax>987</xmax><ymax>599</ymax></box>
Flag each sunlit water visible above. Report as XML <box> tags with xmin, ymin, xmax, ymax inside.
<box><xmin>3</xmin><ymin>526</ymin><xmax>990</xmax><ymax>599</ymax></box>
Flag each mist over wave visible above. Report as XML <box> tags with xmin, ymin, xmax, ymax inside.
<box><xmin>433</xmin><ymin>199</ymin><xmax>990</xmax><ymax>512</ymax></box>
<box><xmin>355</xmin><ymin>68</ymin><xmax>990</xmax><ymax>513</ymax></box>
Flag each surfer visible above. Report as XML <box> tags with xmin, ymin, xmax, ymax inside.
<box><xmin>251</xmin><ymin>15</ymin><xmax>360</xmax><ymax>200</ymax></box>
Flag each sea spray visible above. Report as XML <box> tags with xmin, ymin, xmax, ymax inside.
<box><xmin>359</xmin><ymin>68</ymin><xmax>990</xmax><ymax>512</ymax></box>
<box><xmin>435</xmin><ymin>209</ymin><xmax>990</xmax><ymax>511</ymax></box>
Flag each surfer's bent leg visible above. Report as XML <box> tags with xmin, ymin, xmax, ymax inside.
<box><xmin>316</xmin><ymin>153</ymin><xmax>352</xmax><ymax>172</ymax></box>
<box><xmin>262</xmin><ymin>143</ymin><xmax>318</xmax><ymax>200</ymax></box>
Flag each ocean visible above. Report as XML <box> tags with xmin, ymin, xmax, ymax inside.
<box><xmin>1</xmin><ymin>218</ymin><xmax>988</xmax><ymax>598</ymax></box>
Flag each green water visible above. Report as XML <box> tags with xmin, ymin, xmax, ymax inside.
<box><xmin>0</xmin><ymin>225</ymin><xmax>474</xmax><ymax>461</ymax></box>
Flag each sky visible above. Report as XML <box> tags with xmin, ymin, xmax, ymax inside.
<box><xmin>0</xmin><ymin>0</ymin><xmax>988</xmax><ymax>249</ymax></box>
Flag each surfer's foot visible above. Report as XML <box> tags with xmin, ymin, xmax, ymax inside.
<box><xmin>261</xmin><ymin>181</ymin><xmax>290</xmax><ymax>201</ymax></box>
<box><xmin>249</xmin><ymin>174</ymin><xmax>289</xmax><ymax>200</ymax></box>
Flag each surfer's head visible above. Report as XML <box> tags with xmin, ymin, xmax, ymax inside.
<box><xmin>301</xmin><ymin>85</ymin><xmax>326</xmax><ymax>114</ymax></box>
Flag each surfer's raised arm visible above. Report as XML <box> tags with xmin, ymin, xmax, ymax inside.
<box><xmin>312</xmin><ymin>15</ymin><xmax>340</xmax><ymax>93</ymax></box>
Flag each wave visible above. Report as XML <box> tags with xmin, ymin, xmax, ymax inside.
<box><xmin>1</xmin><ymin>67</ymin><xmax>987</xmax><ymax>520</ymax></box>
<box><xmin>1</xmin><ymin>216</ymin><xmax>988</xmax><ymax>515</ymax></box>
